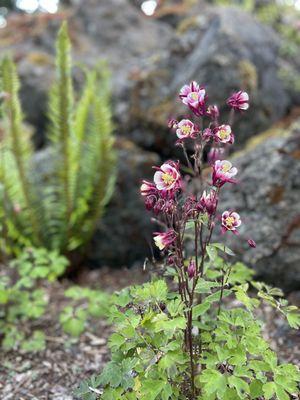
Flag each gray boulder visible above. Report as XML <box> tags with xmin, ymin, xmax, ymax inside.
<box><xmin>125</xmin><ymin>6</ymin><xmax>294</xmax><ymax>152</ymax></box>
<box><xmin>1</xmin><ymin>3</ymin><xmax>297</xmax><ymax>153</ymax></box>
<box><xmin>217</xmin><ymin>119</ymin><xmax>300</xmax><ymax>290</ymax></box>
<box><xmin>0</xmin><ymin>1</ymin><xmax>172</xmax><ymax>146</ymax></box>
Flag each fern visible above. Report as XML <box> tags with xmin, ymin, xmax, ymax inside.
<box><xmin>0</xmin><ymin>57</ymin><xmax>40</xmax><ymax>248</ymax></box>
<box><xmin>0</xmin><ymin>22</ymin><xmax>116</xmax><ymax>258</ymax></box>
<box><xmin>69</xmin><ymin>67</ymin><xmax>116</xmax><ymax>249</ymax></box>
<box><xmin>48</xmin><ymin>21</ymin><xmax>74</xmax><ymax>249</ymax></box>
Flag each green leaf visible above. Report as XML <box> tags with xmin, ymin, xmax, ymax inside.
<box><xmin>193</xmin><ymin>302</ymin><xmax>210</xmax><ymax>318</ymax></box>
<box><xmin>194</xmin><ymin>278</ymin><xmax>220</xmax><ymax>294</ymax></box>
<box><xmin>263</xmin><ymin>382</ymin><xmax>275</xmax><ymax>399</ymax></box>
<box><xmin>62</xmin><ymin>317</ymin><xmax>85</xmax><ymax>337</ymax></box>
<box><xmin>205</xmin><ymin>289</ymin><xmax>231</xmax><ymax>304</ymax></box>
<box><xmin>211</xmin><ymin>243</ymin><xmax>235</xmax><ymax>256</ymax></box>
<box><xmin>286</xmin><ymin>311</ymin><xmax>300</xmax><ymax>329</ymax></box>
<box><xmin>140</xmin><ymin>379</ymin><xmax>165</xmax><ymax>400</ymax></box>
<box><xmin>228</xmin><ymin>375</ymin><xmax>249</xmax><ymax>399</ymax></box>
<box><xmin>109</xmin><ymin>333</ymin><xmax>126</xmax><ymax>349</ymax></box>
<box><xmin>155</xmin><ymin>316</ymin><xmax>186</xmax><ymax>332</ymax></box>
<box><xmin>197</xmin><ymin>369</ymin><xmax>227</xmax><ymax>397</ymax></box>
<box><xmin>264</xmin><ymin>350</ymin><xmax>278</xmax><ymax>371</ymax></box>
<box><xmin>275</xmin><ymin>384</ymin><xmax>290</xmax><ymax>400</ymax></box>
<box><xmin>21</xmin><ymin>330</ymin><xmax>46</xmax><ymax>352</ymax></box>
<box><xmin>206</xmin><ymin>245</ymin><xmax>218</xmax><ymax>261</ymax></box>
<box><xmin>249</xmin><ymin>380</ymin><xmax>263</xmax><ymax>398</ymax></box>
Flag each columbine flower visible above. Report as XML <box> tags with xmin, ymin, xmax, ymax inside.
<box><xmin>221</xmin><ymin>211</ymin><xmax>241</xmax><ymax>234</ymax></box>
<box><xmin>176</xmin><ymin>119</ymin><xmax>197</xmax><ymax>139</ymax></box>
<box><xmin>207</xmin><ymin>147</ymin><xmax>225</xmax><ymax>165</ymax></box>
<box><xmin>212</xmin><ymin>160</ymin><xmax>237</xmax><ymax>187</ymax></box>
<box><xmin>198</xmin><ymin>190</ymin><xmax>217</xmax><ymax>216</ymax></box>
<box><xmin>214</xmin><ymin>124</ymin><xmax>234</xmax><ymax>144</ymax></box>
<box><xmin>168</xmin><ymin>118</ymin><xmax>178</xmax><ymax>129</ymax></box>
<box><xmin>227</xmin><ymin>91</ymin><xmax>249</xmax><ymax>111</ymax></box>
<box><xmin>140</xmin><ymin>180</ymin><xmax>156</xmax><ymax>196</ymax></box>
<box><xmin>202</xmin><ymin>128</ymin><xmax>213</xmax><ymax>141</ymax></box>
<box><xmin>179</xmin><ymin>81</ymin><xmax>206</xmax><ymax>115</ymax></box>
<box><xmin>154</xmin><ymin>162</ymin><xmax>181</xmax><ymax>192</ymax></box>
<box><xmin>153</xmin><ymin>229</ymin><xmax>176</xmax><ymax>250</ymax></box>
<box><xmin>187</xmin><ymin>260</ymin><xmax>196</xmax><ymax>279</ymax></box>
<box><xmin>207</xmin><ymin>104</ymin><xmax>219</xmax><ymax>120</ymax></box>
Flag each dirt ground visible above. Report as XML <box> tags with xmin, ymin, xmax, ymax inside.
<box><xmin>0</xmin><ymin>267</ymin><xmax>299</xmax><ymax>400</ymax></box>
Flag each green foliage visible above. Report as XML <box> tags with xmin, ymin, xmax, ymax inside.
<box><xmin>76</xmin><ymin>257</ymin><xmax>300</xmax><ymax>400</ymax></box>
<box><xmin>60</xmin><ymin>286</ymin><xmax>111</xmax><ymax>337</ymax></box>
<box><xmin>0</xmin><ymin>247</ymin><xmax>68</xmax><ymax>351</ymax></box>
<box><xmin>0</xmin><ymin>21</ymin><xmax>116</xmax><ymax>256</ymax></box>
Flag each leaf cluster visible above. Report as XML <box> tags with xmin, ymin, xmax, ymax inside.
<box><xmin>76</xmin><ymin>255</ymin><xmax>300</xmax><ymax>400</ymax></box>
<box><xmin>0</xmin><ymin>247</ymin><xmax>68</xmax><ymax>351</ymax></box>
<box><xmin>60</xmin><ymin>286</ymin><xmax>111</xmax><ymax>337</ymax></box>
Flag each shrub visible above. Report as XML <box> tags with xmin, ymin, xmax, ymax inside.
<box><xmin>0</xmin><ymin>21</ymin><xmax>116</xmax><ymax>256</ymax></box>
<box><xmin>76</xmin><ymin>84</ymin><xmax>300</xmax><ymax>399</ymax></box>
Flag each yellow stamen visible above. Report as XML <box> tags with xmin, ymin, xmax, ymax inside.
<box><xmin>225</xmin><ymin>216</ymin><xmax>235</xmax><ymax>227</ymax></box>
<box><xmin>162</xmin><ymin>173</ymin><xmax>175</xmax><ymax>186</ymax></box>
<box><xmin>221</xmin><ymin>162</ymin><xmax>231</xmax><ymax>173</ymax></box>
<box><xmin>190</xmin><ymin>92</ymin><xmax>198</xmax><ymax>101</ymax></box>
<box><xmin>219</xmin><ymin>129</ymin><xmax>229</xmax><ymax>140</ymax></box>
<box><xmin>181</xmin><ymin>125</ymin><xmax>191</xmax><ymax>135</ymax></box>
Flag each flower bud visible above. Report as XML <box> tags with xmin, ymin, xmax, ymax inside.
<box><xmin>187</xmin><ymin>260</ymin><xmax>196</xmax><ymax>279</ymax></box>
<box><xmin>247</xmin><ymin>239</ymin><xmax>257</xmax><ymax>248</ymax></box>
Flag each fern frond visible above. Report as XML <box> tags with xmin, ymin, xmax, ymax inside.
<box><xmin>69</xmin><ymin>65</ymin><xmax>116</xmax><ymax>249</ymax></box>
<box><xmin>1</xmin><ymin>57</ymin><xmax>40</xmax><ymax>246</ymax></box>
<box><xmin>47</xmin><ymin>21</ymin><xmax>74</xmax><ymax>249</ymax></box>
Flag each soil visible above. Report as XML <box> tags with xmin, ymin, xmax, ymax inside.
<box><xmin>0</xmin><ymin>267</ymin><xmax>299</xmax><ymax>400</ymax></box>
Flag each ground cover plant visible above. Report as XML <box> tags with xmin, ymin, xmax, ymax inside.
<box><xmin>0</xmin><ymin>247</ymin><xmax>69</xmax><ymax>351</ymax></box>
<box><xmin>0</xmin><ymin>21</ymin><xmax>116</xmax><ymax>256</ymax></box>
<box><xmin>77</xmin><ymin>84</ymin><xmax>300</xmax><ymax>399</ymax></box>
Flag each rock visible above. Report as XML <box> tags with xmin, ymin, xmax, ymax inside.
<box><xmin>126</xmin><ymin>6</ymin><xmax>294</xmax><ymax>152</ymax></box>
<box><xmin>1</xmin><ymin>3</ymin><xmax>298</xmax><ymax>153</ymax></box>
<box><xmin>32</xmin><ymin>138</ymin><xmax>160</xmax><ymax>267</ymax></box>
<box><xmin>217</xmin><ymin>118</ymin><xmax>300</xmax><ymax>291</ymax></box>
<box><xmin>0</xmin><ymin>2</ymin><xmax>172</xmax><ymax>146</ymax></box>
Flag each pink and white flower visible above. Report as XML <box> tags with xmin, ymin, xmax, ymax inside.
<box><xmin>207</xmin><ymin>104</ymin><xmax>220</xmax><ymax>120</ymax></box>
<box><xmin>179</xmin><ymin>81</ymin><xmax>206</xmax><ymax>115</ymax></box>
<box><xmin>227</xmin><ymin>91</ymin><xmax>249</xmax><ymax>111</ymax></box>
<box><xmin>198</xmin><ymin>190</ymin><xmax>217</xmax><ymax>216</ymax></box>
<box><xmin>207</xmin><ymin>147</ymin><xmax>225</xmax><ymax>165</ymax></box>
<box><xmin>140</xmin><ymin>180</ymin><xmax>157</xmax><ymax>196</ymax></box>
<box><xmin>154</xmin><ymin>162</ymin><xmax>181</xmax><ymax>192</ymax></box>
<box><xmin>176</xmin><ymin>119</ymin><xmax>197</xmax><ymax>139</ymax></box>
<box><xmin>221</xmin><ymin>211</ymin><xmax>241</xmax><ymax>234</ymax></box>
<box><xmin>212</xmin><ymin>160</ymin><xmax>238</xmax><ymax>187</ymax></box>
<box><xmin>214</xmin><ymin>124</ymin><xmax>234</xmax><ymax>144</ymax></box>
<box><xmin>153</xmin><ymin>229</ymin><xmax>176</xmax><ymax>250</ymax></box>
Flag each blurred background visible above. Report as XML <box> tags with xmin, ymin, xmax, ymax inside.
<box><xmin>0</xmin><ymin>0</ymin><xmax>299</xmax><ymax>291</ymax></box>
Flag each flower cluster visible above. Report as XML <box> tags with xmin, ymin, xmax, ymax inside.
<box><xmin>141</xmin><ymin>82</ymin><xmax>255</xmax><ymax>255</ymax></box>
